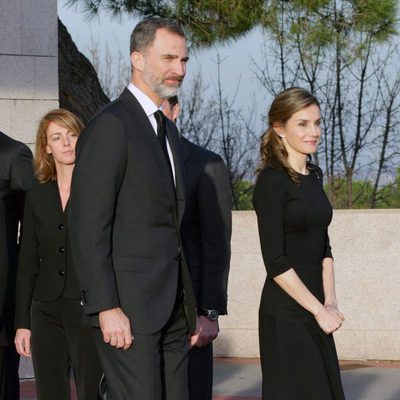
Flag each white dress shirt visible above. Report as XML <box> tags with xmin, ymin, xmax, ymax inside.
<box><xmin>127</xmin><ymin>83</ymin><xmax>176</xmax><ymax>185</ymax></box>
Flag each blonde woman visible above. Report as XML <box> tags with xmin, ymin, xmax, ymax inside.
<box><xmin>14</xmin><ymin>109</ymin><xmax>102</xmax><ymax>399</ymax></box>
<box><xmin>253</xmin><ymin>88</ymin><xmax>345</xmax><ymax>400</ymax></box>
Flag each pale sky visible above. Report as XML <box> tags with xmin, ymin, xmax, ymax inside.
<box><xmin>57</xmin><ymin>1</ymin><xmax>269</xmax><ymax>134</ymax></box>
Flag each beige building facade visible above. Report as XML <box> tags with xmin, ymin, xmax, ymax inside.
<box><xmin>0</xmin><ymin>0</ymin><xmax>58</xmax><ymax>146</ymax></box>
<box><xmin>0</xmin><ymin>0</ymin><xmax>58</xmax><ymax>378</ymax></box>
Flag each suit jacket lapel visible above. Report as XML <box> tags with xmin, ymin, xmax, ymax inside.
<box><xmin>119</xmin><ymin>89</ymin><xmax>178</xmax><ymax>212</ymax></box>
<box><xmin>45</xmin><ymin>181</ymin><xmax>66</xmax><ymax>218</ymax></box>
<box><xmin>180</xmin><ymin>137</ymin><xmax>190</xmax><ymax>167</ymax></box>
<box><xmin>165</xmin><ymin>122</ymin><xmax>186</xmax><ymax>224</ymax></box>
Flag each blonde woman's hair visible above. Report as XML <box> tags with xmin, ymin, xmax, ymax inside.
<box><xmin>34</xmin><ymin>109</ymin><xmax>84</xmax><ymax>183</ymax></box>
<box><xmin>257</xmin><ymin>87</ymin><xmax>320</xmax><ymax>184</ymax></box>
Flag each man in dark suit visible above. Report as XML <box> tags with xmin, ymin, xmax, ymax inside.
<box><xmin>69</xmin><ymin>18</ymin><xmax>198</xmax><ymax>400</ymax></box>
<box><xmin>0</xmin><ymin>131</ymin><xmax>35</xmax><ymax>399</ymax></box>
<box><xmin>163</xmin><ymin>97</ymin><xmax>232</xmax><ymax>400</ymax></box>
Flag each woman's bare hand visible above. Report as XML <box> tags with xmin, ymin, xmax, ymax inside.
<box><xmin>315</xmin><ymin>305</ymin><xmax>344</xmax><ymax>334</ymax></box>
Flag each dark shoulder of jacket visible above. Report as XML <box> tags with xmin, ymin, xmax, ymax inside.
<box><xmin>0</xmin><ymin>131</ymin><xmax>27</xmax><ymax>153</ymax></box>
<box><xmin>84</xmin><ymin>96</ymin><xmax>125</xmax><ymax>128</ymax></box>
<box><xmin>0</xmin><ymin>132</ymin><xmax>30</xmax><ymax>174</ymax></box>
<box><xmin>26</xmin><ymin>181</ymin><xmax>53</xmax><ymax>199</ymax></box>
<box><xmin>182</xmin><ymin>137</ymin><xmax>223</xmax><ymax>163</ymax></box>
<box><xmin>76</xmin><ymin>98</ymin><xmax>129</xmax><ymax>151</ymax></box>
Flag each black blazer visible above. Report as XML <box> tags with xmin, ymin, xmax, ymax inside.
<box><xmin>15</xmin><ymin>181</ymin><xmax>81</xmax><ymax>329</ymax></box>
<box><xmin>180</xmin><ymin>138</ymin><xmax>232</xmax><ymax>314</ymax></box>
<box><xmin>69</xmin><ymin>88</ymin><xmax>197</xmax><ymax>334</ymax></box>
<box><xmin>0</xmin><ymin>200</ymin><xmax>8</xmax><ymax>346</ymax></box>
<box><xmin>0</xmin><ymin>132</ymin><xmax>35</xmax><ymax>345</ymax></box>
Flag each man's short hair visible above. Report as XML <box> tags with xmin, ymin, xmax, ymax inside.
<box><xmin>130</xmin><ymin>17</ymin><xmax>186</xmax><ymax>54</ymax></box>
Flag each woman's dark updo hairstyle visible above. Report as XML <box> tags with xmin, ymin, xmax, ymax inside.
<box><xmin>257</xmin><ymin>87</ymin><xmax>320</xmax><ymax>184</ymax></box>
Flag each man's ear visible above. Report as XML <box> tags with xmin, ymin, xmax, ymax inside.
<box><xmin>172</xmin><ymin>103</ymin><xmax>181</xmax><ymax>122</ymax></box>
<box><xmin>131</xmin><ymin>51</ymin><xmax>144</xmax><ymax>72</ymax></box>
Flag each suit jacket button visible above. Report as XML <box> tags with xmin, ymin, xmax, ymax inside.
<box><xmin>58</xmin><ymin>224</ymin><xmax>64</xmax><ymax>230</ymax></box>
<box><xmin>175</xmin><ymin>254</ymin><xmax>181</xmax><ymax>261</ymax></box>
<box><xmin>59</xmin><ymin>246</ymin><xmax>65</xmax><ymax>253</ymax></box>
<box><xmin>59</xmin><ymin>270</ymin><xmax>65</xmax><ymax>276</ymax></box>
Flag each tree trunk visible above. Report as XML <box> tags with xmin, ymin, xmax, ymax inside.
<box><xmin>58</xmin><ymin>18</ymin><xmax>110</xmax><ymax>124</ymax></box>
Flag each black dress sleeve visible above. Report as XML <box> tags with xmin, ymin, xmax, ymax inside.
<box><xmin>316</xmin><ymin>167</ymin><xmax>334</xmax><ymax>260</ymax></box>
<box><xmin>252</xmin><ymin>168</ymin><xmax>292</xmax><ymax>278</ymax></box>
<box><xmin>324</xmin><ymin>232</ymin><xmax>333</xmax><ymax>259</ymax></box>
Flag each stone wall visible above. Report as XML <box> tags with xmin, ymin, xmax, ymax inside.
<box><xmin>16</xmin><ymin>209</ymin><xmax>400</xmax><ymax>378</ymax></box>
<box><xmin>1</xmin><ymin>0</ymin><xmax>59</xmax><ymax>378</ymax></box>
<box><xmin>0</xmin><ymin>0</ymin><xmax>58</xmax><ymax>146</ymax></box>
<box><xmin>215</xmin><ymin>210</ymin><xmax>400</xmax><ymax>361</ymax></box>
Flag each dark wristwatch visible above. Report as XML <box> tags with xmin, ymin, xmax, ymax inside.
<box><xmin>199</xmin><ymin>309</ymin><xmax>219</xmax><ymax>321</ymax></box>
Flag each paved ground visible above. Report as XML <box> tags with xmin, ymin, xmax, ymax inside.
<box><xmin>20</xmin><ymin>358</ymin><xmax>400</xmax><ymax>399</ymax></box>
<box><xmin>213</xmin><ymin>359</ymin><xmax>400</xmax><ymax>400</ymax></box>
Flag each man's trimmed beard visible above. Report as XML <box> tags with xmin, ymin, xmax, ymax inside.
<box><xmin>143</xmin><ymin>68</ymin><xmax>182</xmax><ymax>99</ymax></box>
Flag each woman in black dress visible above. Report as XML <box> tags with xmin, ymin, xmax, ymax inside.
<box><xmin>14</xmin><ymin>109</ymin><xmax>102</xmax><ymax>399</ymax></box>
<box><xmin>253</xmin><ymin>88</ymin><xmax>346</xmax><ymax>400</ymax></box>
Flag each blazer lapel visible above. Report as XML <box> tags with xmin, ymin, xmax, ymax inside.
<box><xmin>180</xmin><ymin>136</ymin><xmax>190</xmax><ymax>166</ymax></box>
<box><xmin>119</xmin><ymin>89</ymin><xmax>177</xmax><ymax>207</ymax></box>
<box><xmin>45</xmin><ymin>181</ymin><xmax>66</xmax><ymax>218</ymax></box>
<box><xmin>165</xmin><ymin>122</ymin><xmax>185</xmax><ymax>224</ymax></box>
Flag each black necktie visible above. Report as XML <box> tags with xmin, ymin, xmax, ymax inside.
<box><xmin>154</xmin><ymin>110</ymin><xmax>169</xmax><ymax>160</ymax></box>
<box><xmin>153</xmin><ymin>110</ymin><xmax>175</xmax><ymax>186</ymax></box>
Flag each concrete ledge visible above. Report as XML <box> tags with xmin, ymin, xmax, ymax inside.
<box><xmin>215</xmin><ymin>210</ymin><xmax>400</xmax><ymax>361</ymax></box>
<box><xmin>18</xmin><ymin>210</ymin><xmax>400</xmax><ymax>379</ymax></box>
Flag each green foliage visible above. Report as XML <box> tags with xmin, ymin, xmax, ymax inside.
<box><xmin>175</xmin><ymin>0</ymin><xmax>264</xmax><ymax>47</ymax></box>
<box><xmin>66</xmin><ymin>0</ymin><xmax>264</xmax><ymax>47</ymax></box>
<box><xmin>232</xmin><ymin>180</ymin><xmax>254</xmax><ymax>210</ymax></box>
<box><xmin>326</xmin><ymin>172</ymin><xmax>400</xmax><ymax>209</ymax></box>
<box><xmin>66</xmin><ymin>0</ymin><xmax>172</xmax><ymax>19</ymax></box>
<box><xmin>327</xmin><ymin>178</ymin><xmax>373</xmax><ymax>208</ymax></box>
<box><xmin>233</xmin><ymin>174</ymin><xmax>400</xmax><ymax>210</ymax></box>
<box><xmin>376</xmin><ymin>169</ymin><xmax>400</xmax><ymax>208</ymax></box>
<box><xmin>351</xmin><ymin>0</ymin><xmax>398</xmax><ymax>40</ymax></box>
<box><xmin>265</xmin><ymin>0</ymin><xmax>397</xmax><ymax>47</ymax></box>
<box><xmin>66</xmin><ymin>0</ymin><xmax>398</xmax><ymax>47</ymax></box>
<box><xmin>291</xmin><ymin>0</ymin><xmax>331</xmax><ymax>11</ymax></box>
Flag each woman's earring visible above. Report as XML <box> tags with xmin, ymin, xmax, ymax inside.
<box><xmin>279</xmin><ymin>135</ymin><xmax>285</xmax><ymax>138</ymax></box>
